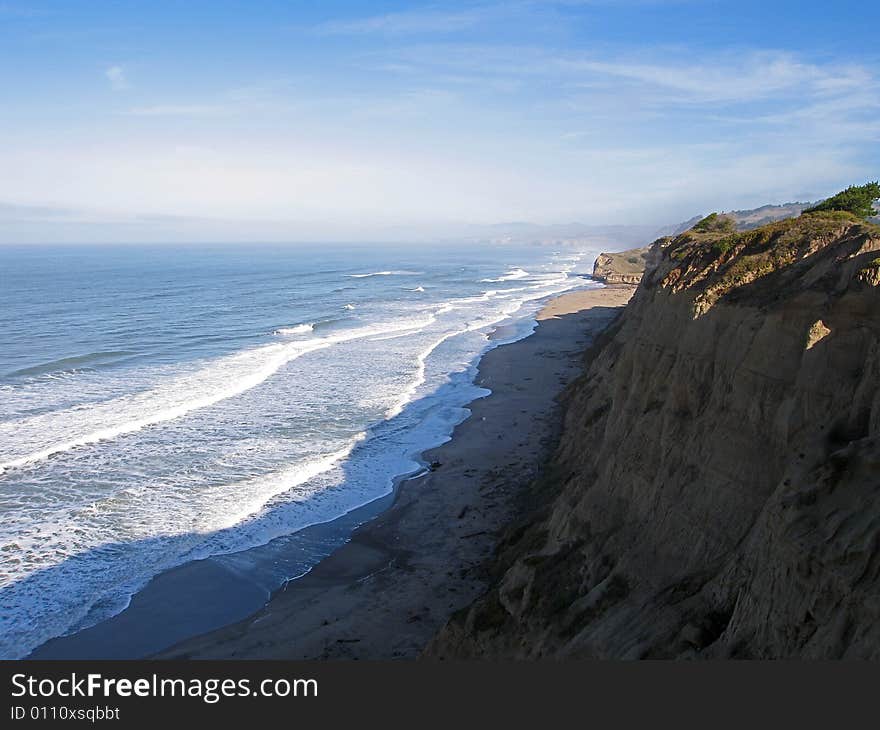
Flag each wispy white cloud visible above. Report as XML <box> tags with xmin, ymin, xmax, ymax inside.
<box><xmin>312</xmin><ymin>0</ymin><xmax>691</xmax><ymax>37</ymax></box>
<box><xmin>384</xmin><ymin>43</ymin><xmax>877</xmax><ymax>106</ymax></box>
<box><xmin>122</xmin><ymin>104</ymin><xmax>229</xmax><ymax>117</ymax></box>
<box><xmin>30</xmin><ymin>43</ymin><xmax>868</xmax><ymax>232</ymax></box>
<box><xmin>3</xmin><ymin>2</ymin><xmax>876</xmax><ymax>239</ymax></box>
<box><xmin>104</xmin><ymin>65</ymin><xmax>128</xmax><ymax>91</ymax></box>
<box><xmin>375</xmin><ymin>42</ymin><xmax>880</xmax><ymax>150</ymax></box>
<box><xmin>559</xmin><ymin>52</ymin><xmax>873</xmax><ymax>104</ymax></box>
<box><xmin>314</xmin><ymin>7</ymin><xmax>489</xmax><ymax>35</ymax></box>
<box><xmin>120</xmin><ymin>80</ymin><xmax>296</xmax><ymax>118</ymax></box>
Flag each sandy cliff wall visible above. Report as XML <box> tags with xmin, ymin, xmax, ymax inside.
<box><xmin>428</xmin><ymin>212</ymin><xmax>880</xmax><ymax>659</ymax></box>
<box><xmin>591</xmin><ymin>246</ymin><xmax>653</xmax><ymax>284</ymax></box>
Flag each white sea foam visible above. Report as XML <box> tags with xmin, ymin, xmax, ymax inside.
<box><xmin>348</xmin><ymin>271</ymin><xmax>392</xmax><ymax>278</ymax></box>
<box><xmin>384</xmin><ymin>272</ymin><xmax>585</xmax><ymax>419</ymax></box>
<box><xmin>0</xmin><ymin>246</ymin><xmax>600</xmax><ymax>659</ymax></box>
<box><xmin>0</xmin><ymin>315</ymin><xmax>436</xmax><ymax>473</ymax></box>
<box><xmin>481</xmin><ymin>267</ymin><xmax>530</xmax><ymax>282</ymax></box>
<box><xmin>384</xmin><ymin>308</ymin><xmax>513</xmax><ymax>419</ymax></box>
<box><xmin>0</xmin><ymin>441</ymin><xmax>365</xmax><ymax>658</ymax></box>
<box><xmin>186</xmin><ymin>440</ymin><xmax>364</xmax><ymax>538</ymax></box>
<box><xmin>274</xmin><ymin>323</ymin><xmax>314</xmax><ymax>336</ymax></box>
<box><xmin>347</xmin><ymin>270</ymin><xmax>421</xmax><ymax>278</ymax></box>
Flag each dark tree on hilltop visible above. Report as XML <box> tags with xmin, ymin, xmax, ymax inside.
<box><xmin>804</xmin><ymin>182</ymin><xmax>880</xmax><ymax>219</ymax></box>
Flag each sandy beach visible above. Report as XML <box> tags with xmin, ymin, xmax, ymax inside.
<box><xmin>154</xmin><ymin>284</ymin><xmax>634</xmax><ymax>660</ymax></box>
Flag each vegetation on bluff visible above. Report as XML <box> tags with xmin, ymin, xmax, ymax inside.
<box><xmin>804</xmin><ymin>181</ymin><xmax>880</xmax><ymax>219</ymax></box>
<box><xmin>656</xmin><ymin>185</ymin><xmax>880</xmax><ymax>313</ymax></box>
<box><xmin>692</xmin><ymin>212</ymin><xmax>736</xmax><ymax>234</ymax></box>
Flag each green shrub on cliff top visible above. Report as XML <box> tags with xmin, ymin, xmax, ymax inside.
<box><xmin>804</xmin><ymin>182</ymin><xmax>880</xmax><ymax>219</ymax></box>
<box><xmin>692</xmin><ymin>212</ymin><xmax>736</xmax><ymax>234</ymax></box>
<box><xmin>713</xmin><ymin>238</ymin><xmax>735</xmax><ymax>255</ymax></box>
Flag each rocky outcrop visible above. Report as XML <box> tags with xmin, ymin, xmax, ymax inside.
<box><xmin>591</xmin><ymin>243</ymin><xmax>664</xmax><ymax>285</ymax></box>
<box><xmin>427</xmin><ymin>211</ymin><xmax>880</xmax><ymax>659</ymax></box>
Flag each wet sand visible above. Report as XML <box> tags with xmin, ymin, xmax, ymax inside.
<box><xmin>157</xmin><ymin>285</ymin><xmax>634</xmax><ymax>659</ymax></box>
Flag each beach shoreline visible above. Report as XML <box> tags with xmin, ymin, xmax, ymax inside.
<box><xmin>159</xmin><ymin>285</ymin><xmax>634</xmax><ymax>660</ymax></box>
<box><xmin>29</xmin><ymin>284</ymin><xmax>633</xmax><ymax>660</ymax></box>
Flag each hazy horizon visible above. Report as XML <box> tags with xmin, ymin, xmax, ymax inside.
<box><xmin>2</xmin><ymin>0</ymin><xmax>877</xmax><ymax>243</ymax></box>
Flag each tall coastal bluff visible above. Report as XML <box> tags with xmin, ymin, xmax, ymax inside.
<box><xmin>590</xmin><ymin>247</ymin><xmax>653</xmax><ymax>285</ymax></box>
<box><xmin>427</xmin><ymin>212</ymin><xmax>880</xmax><ymax>659</ymax></box>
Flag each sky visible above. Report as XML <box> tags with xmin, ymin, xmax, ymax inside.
<box><xmin>0</xmin><ymin>0</ymin><xmax>878</xmax><ymax>242</ymax></box>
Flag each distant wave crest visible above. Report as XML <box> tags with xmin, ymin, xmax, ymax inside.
<box><xmin>0</xmin><ymin>315</ymin><xmax>438</xmax><ymax>473</ymax></box>
<box><xmin>347</xmin><ymin>270</ymin><xmax>421</xmax><ymax>278</ymax></box>
<box><xmin>274</xmin><ymin>323</ymin><xmax>314</xmax><ymax>336</ymax></box>
<box><xmin>481</xmin><ymin>267</ymin><xmax>530</xmax><ymax>283</ymax></box>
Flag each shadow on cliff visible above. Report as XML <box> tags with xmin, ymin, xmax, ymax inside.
<box><xmin>428</xmin><ymin>232</ymin><xmax>880</xmax><ymax>659</ymax></box>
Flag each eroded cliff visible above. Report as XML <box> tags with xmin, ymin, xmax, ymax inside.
<box><xmin>427</xmin><ymin>211</ymin><xmax>880</xmax><ymax>659</ymax></box>
<box><xmin>591</xmin><ymin>246</ymin><xmax>652</xmax><ymax>284</ymax></box>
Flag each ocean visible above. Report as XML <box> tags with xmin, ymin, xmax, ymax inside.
<box><xmin>0</xmin><ymin>241</ymin><xmax>599</xmax><ymax>658</ymax></box>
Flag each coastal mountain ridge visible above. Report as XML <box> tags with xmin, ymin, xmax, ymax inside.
<box><xmin>589</xmin><ymin>201</ymin><xmax>855</xmax><ymax>285</ymax></box>
<box><xmin>462</xmin><ymin>201</ymin><xmax>840</xmax><ymax>248</ymax></box>
<box><xmin>427</xmin><ymin>209</ymin><xmax>880</xmax><ymax>659</ymax></box>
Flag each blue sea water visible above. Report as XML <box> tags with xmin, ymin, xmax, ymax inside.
<box><xmin>0</xmin><ymin>242</ymin><xmax>599</xmax><ymax>658</ymax></box>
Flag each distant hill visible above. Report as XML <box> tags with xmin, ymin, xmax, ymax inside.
<box><xmin>728</xmin><ymin>202</ymin><xmax>815</xmax><ymax>229</ymax></box>
<box><xmin>471</xmin><ymin>204</ymin><xmax>826</xmax><ymax>249</ymax></box>
<box><xmin>456</xmin><ymin>221</ymin><xmax>664</xmax><ymax>249</ymax></box>
<box><xmin>458</xmin><ymin>205</ymin><xmax>825</xmax><ymax>253</ymax></box>
<box><xmin>664</xmin><ymin>200</ymin><xmax>879</xmax><ymax>238</ymax></box>
<box><xmin>654</xmin><ymin>202</ymin><xmax>816</xmax><ymax>238</ymax></box>
<box><xmin>593</xmin><ymin>197</ymin><xmax>878</xmax><ymax>284</ymax></box>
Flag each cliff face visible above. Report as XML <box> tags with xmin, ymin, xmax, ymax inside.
<box><xmin>591</xmin><ymin>244</ymin><xmax>659</xmax><ymax>285</ymax></box>
<box><xmin>428</xmin><ymin>212</ymin><xmax>880</xmax><ymax>659</ymax></box>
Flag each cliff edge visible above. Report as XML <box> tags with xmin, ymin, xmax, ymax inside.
<box><xmin>427</xmin><ymin>210</ymin><xmax>880</xmax><ymax>659</ymax></box>
<box><xmin>591</xmin><ymin>244</ymin><xmax>659</xmax><ymax>285</ymax></box>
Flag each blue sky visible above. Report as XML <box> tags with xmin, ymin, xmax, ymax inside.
<box><xmin>1</xmin><ymin>0</ymin><xmax>878</xmax><ymax>242</ymax></box>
